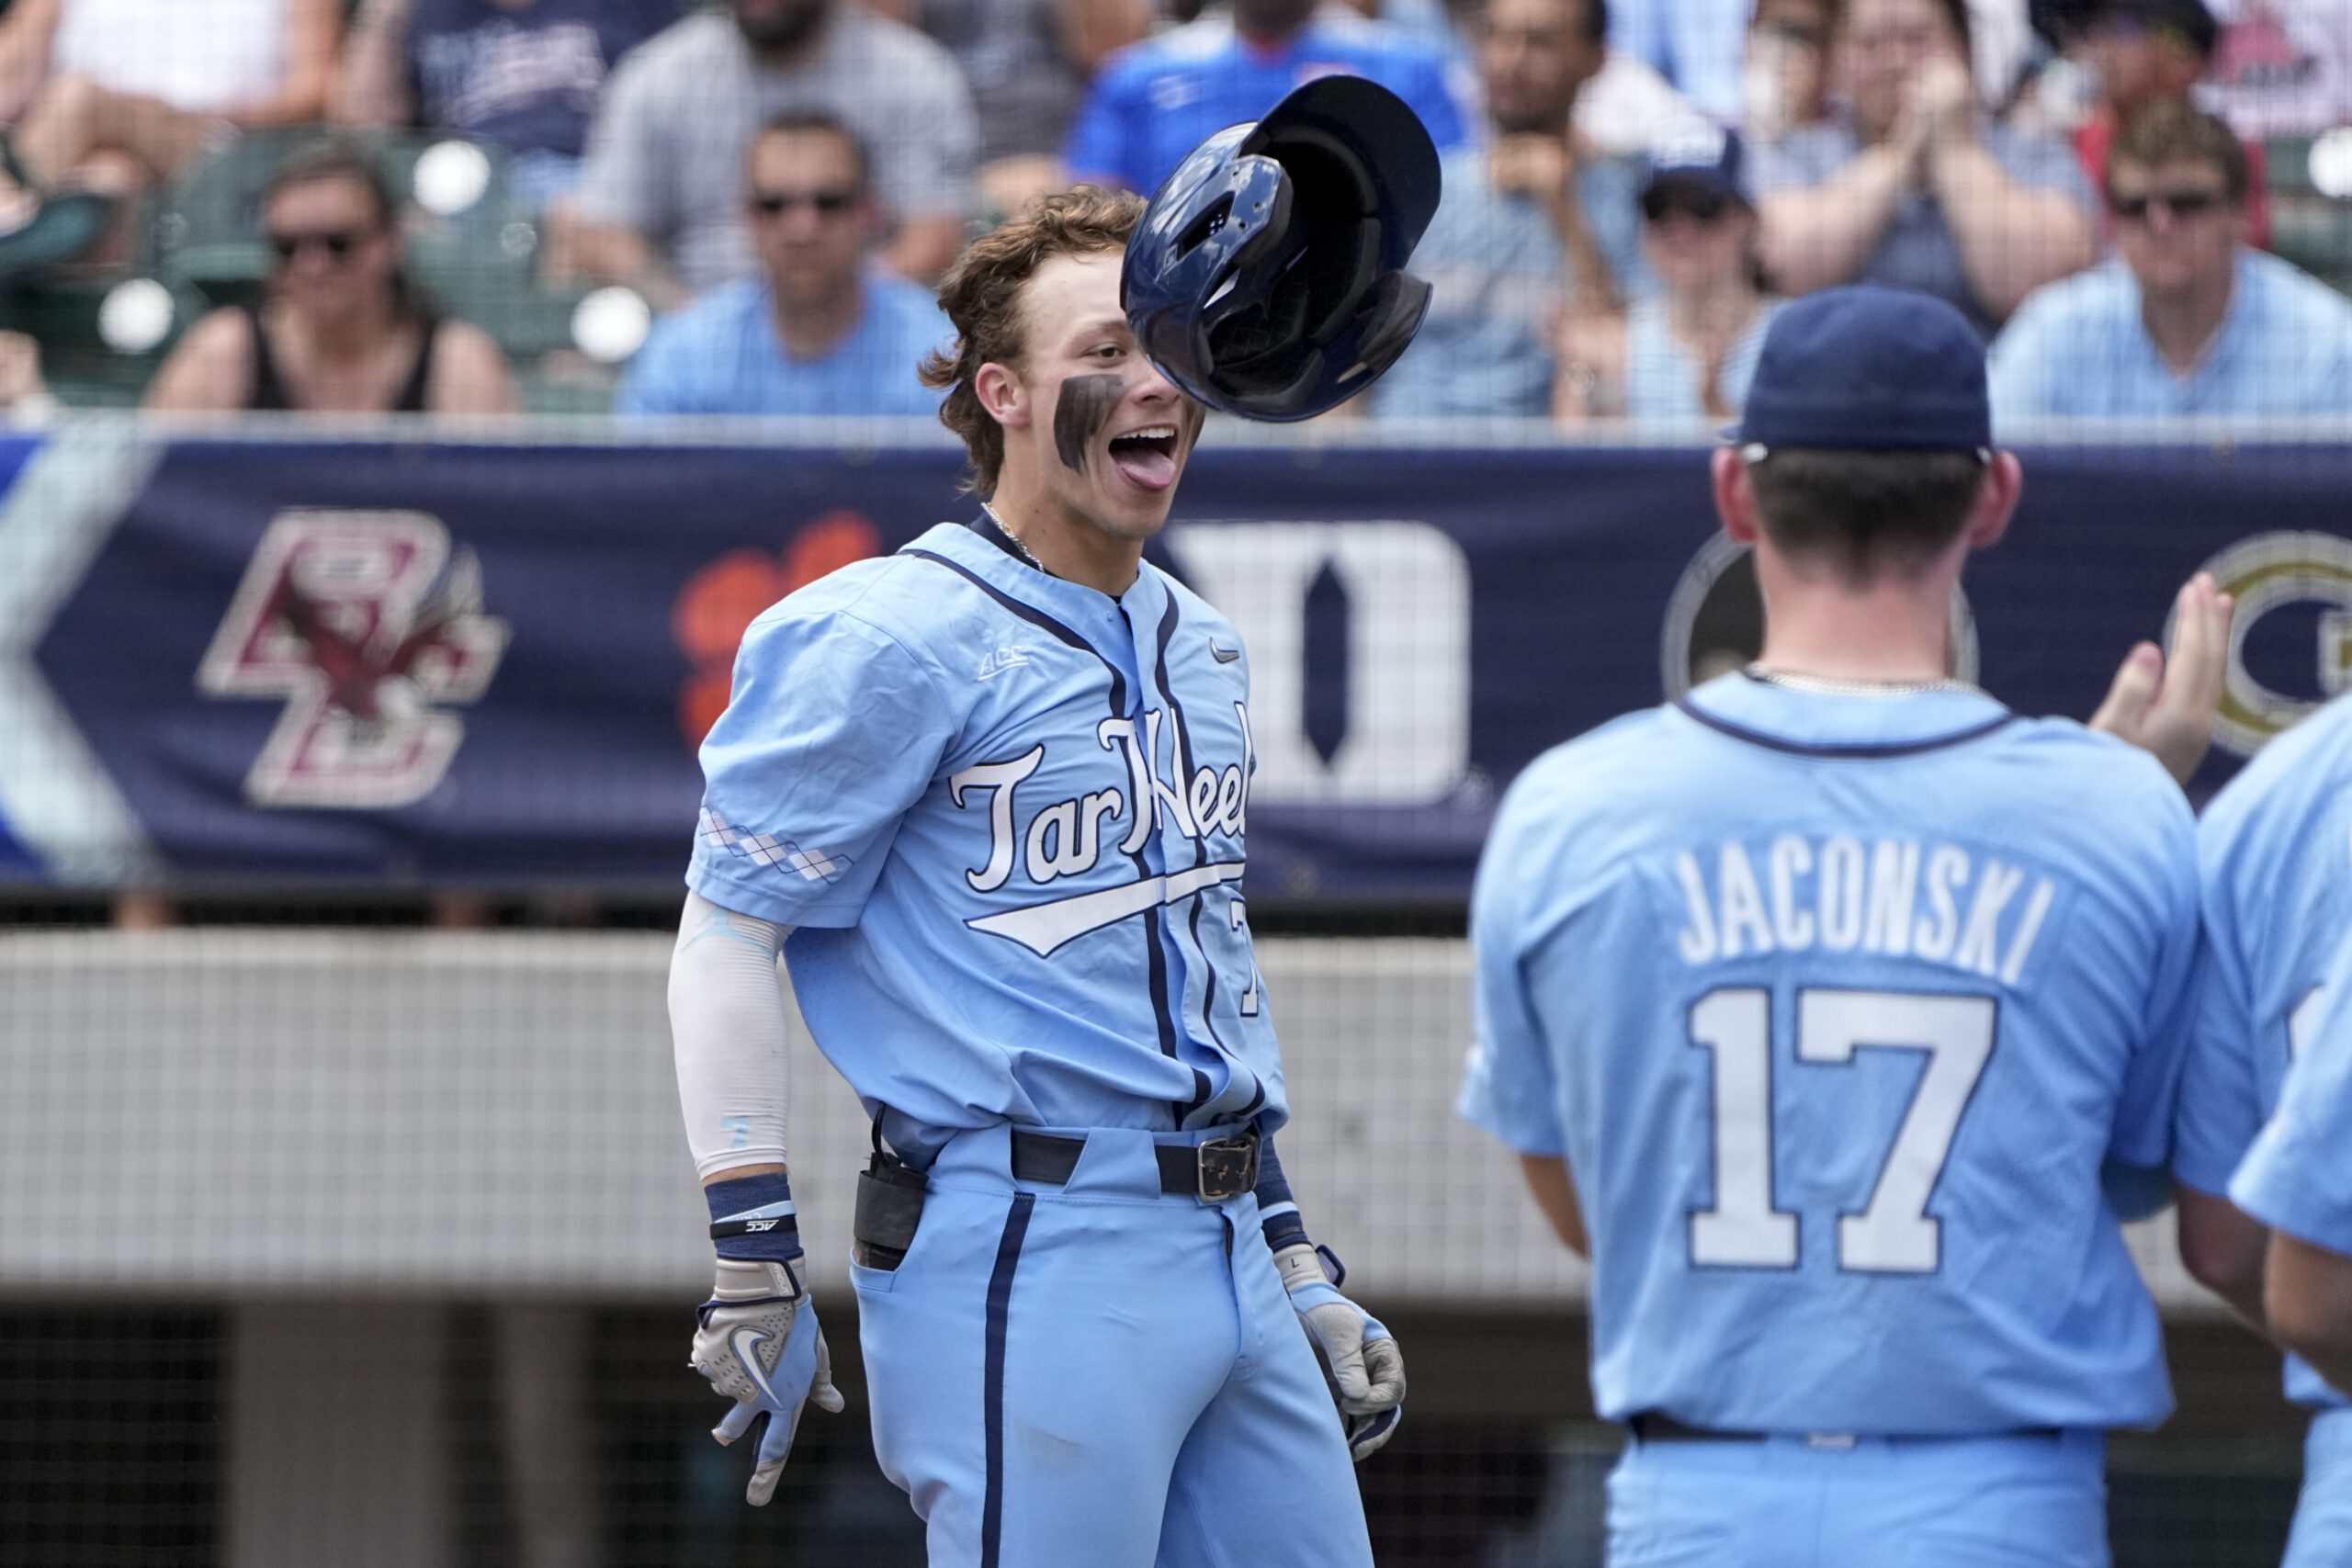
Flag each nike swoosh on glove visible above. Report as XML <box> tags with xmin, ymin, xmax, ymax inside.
<box><xmin>1274</xmin><ymin>1243</ymin><xmax>1407</xmax><ymax>1461</ymax></box>
<box><xmin>690</xmin><ymin>1257</ymin><xmax>846</xmax><ymax>1504</ymax></box>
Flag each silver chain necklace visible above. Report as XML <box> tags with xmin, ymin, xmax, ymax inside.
<box><xmin>979</xmin><ymin>502</ymin><xmax>1046</xmax><ymax>573</ymax></box>
<box><xmin>1743</xmin><ymin>662</ymin><xmax>1982</xmax><ymax>698</ymax></box>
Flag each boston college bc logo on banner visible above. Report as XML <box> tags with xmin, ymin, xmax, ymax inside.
<box><xmin>198</xmin><ymin>510</ymin><xmax>509</xmax><ymax>808</ymax></box>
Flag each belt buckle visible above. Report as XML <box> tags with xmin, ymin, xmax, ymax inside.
<box><xmin>1195</xmin><ymin>1133</ymin><xmax>1257</xmax><ymax>1202</ymax></box>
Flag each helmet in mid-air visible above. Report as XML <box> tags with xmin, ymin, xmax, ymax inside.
<box><xmin>1121</xmin><ymin>75</ymin><xmax>1442</xmax><ymax>423</ymax></box>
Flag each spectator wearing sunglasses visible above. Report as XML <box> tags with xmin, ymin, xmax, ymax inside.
<box><xmin>145</xmin><ymin>140</ymin><xmax>518</xmax><ymax>413</ymax></box>
<box><xmin>2025</xmin><ymin>0</ymin><xmax>2270</xmax><ymax>245</ymax></box>
<box><xmin>1988</xmin><ymin>99</ymin><xmax>2352</xmax><ymax>418</ymax></box>
<box><xmin>615</xmin><ymin>112</ymin><xmax>945</xmax><ymax>418</ymax></box>
<box><xmin>1555</xmin><ymin>130</ymin><xmax>1783</xmax><ymax>423</ymax></box>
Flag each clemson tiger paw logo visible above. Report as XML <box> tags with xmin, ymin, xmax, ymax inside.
<box><xmin>673</xmin><ymin>511</ymin><xmax>880</xmax><ymax>749</ymax></box>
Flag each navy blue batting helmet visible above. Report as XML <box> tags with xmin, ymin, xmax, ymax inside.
<box><xmin>1121</xmin><ymin>75</ymin><xmax>1442</xmax><ymax>423</ymax></box>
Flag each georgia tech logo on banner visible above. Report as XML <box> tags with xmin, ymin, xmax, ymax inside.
<box><xmin>2199</xmin><ymin>530</ymin><xmax>2352</xmax><ymax>759</ymax></box>
<box><xmin>197</xmin><ymin>509</ymin><xmax>509</xmax><ymax>808</ymax></box>
<box><xmin>1659</xmin><ymin>533</ymin><xmax>1980</xmax><ymax>697</ymax></box>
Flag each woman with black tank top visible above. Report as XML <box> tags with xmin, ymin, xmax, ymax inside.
<box><xmin>146</xmin><ymin>140</ymin><xmax>518</xmax><ymax>415</ymax></box>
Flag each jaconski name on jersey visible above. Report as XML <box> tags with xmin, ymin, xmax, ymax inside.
<box><xmin>1672</xmin><ymin>833</ymin><xmax>2054</xmax><ymax>987</ymax></box>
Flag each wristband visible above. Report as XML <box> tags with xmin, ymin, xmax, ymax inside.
<box><xmin>1253</xmin><ymin>1134</ymin><xmax>1312</xmax><ymax>1253</ymax></box>
<box><xmin>705</xmin><ymin>1170</ymin><xmax>802</xmax><ymax>1263</ymax></box>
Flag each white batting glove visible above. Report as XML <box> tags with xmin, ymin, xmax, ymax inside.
<box><xmin>1275</xmin><ymin>1243</ymin><xmax>1407</xmax><ymax>1461</ymax></box>
<box><xmin>689</xmin><ymin>1258</ymin><xmax>845</xmax><ymax>1505</ymax></box>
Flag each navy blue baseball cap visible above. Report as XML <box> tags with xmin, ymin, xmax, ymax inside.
<box><xmin>1731</xmin><ymin>285</ymin><xmax>1993</xmax><ymax>455</ymax></box>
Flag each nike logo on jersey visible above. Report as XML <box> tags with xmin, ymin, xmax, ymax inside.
<box><xmin>730</xmin><ymin>1325</ymin><xmax>780</xmax><ymax>1404</ymax></box>
<box><xmin>975</xmin><ymin>643</ymin><xmax>1033</xmax><ymax>680</ymax></box>
<box><xmin>1208</xmin><ymin>639</ymin><xmax>1240</xmax><ymax>664</ymax></box>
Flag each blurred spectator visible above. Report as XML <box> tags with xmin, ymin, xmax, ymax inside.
<box><xmin>1756</xmin><ymin>0</ymin><xmax>2097</xmax><ymax>333</ymax></box>
<box><xmin>2030</xmin><ymin>0</ymin><xmax>2270</xmax><ymax>243</ymax></box>
<box><xmin>1744</xmin><ymin>0</ymin><xmax>1838</xmax><ymax>135</ymax></box>
<box><xmin>615</xmin><ymin>113</ymin><xmax>944</xmax><ymax>416</ymax></box>
<box><xmin>332</xmin><ymin>0</ymin><xmax>681</xmax><ymax>211</ymax></box>
<box><xmin>1990</xmin><ymin>99</ymin><xmax>2352</xmax><ymax>414</ymax></box>
<box><xmin>145</xmin><ymin>141</ymin><xmax>519</xmax><ymax>413</ymax></box>
<box><xmin>0</xmin><ymin>0</ymin><xmax>343</xmax><ymax>268</ymax></box>
<box><xmin>1608</xmin><ymin>0</ymin><xmax>1751</xmax><ymax>120</ymax></box>
<box><xmin>2198</xmin><ymin>0</ymin><xmax>2352</xmax><ymax>138</ymax></box>
<box><xmin>1371</xmin><ymin>0</ymin><xmax>1647</xmax><ymax>417</ymax></box>
<box><xmin>568</xmin><ymin>0</ymin><xmax>975</xmax><ymax>310</ymax></box>
<box><xmin>876</xmin><ymin>0</ymin><xmax>1150</xmax><ymax>217</ymax></box>
<box><xmin>1063</xmin><ymin>0</ymin><xmax>1470</xmax><ymax>197</ymax></box>
<box><xmin>1576</xmin><ymin>34</ymin><xmax>1722</xmax><ymax>152</ymax></box>
<box><xmin>1555</xmin><ymin>130</ymin><xmax>1783</xmax><ymax>421</ymax></box>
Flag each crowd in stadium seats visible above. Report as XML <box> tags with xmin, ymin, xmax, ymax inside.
<box><xmin>0</xmin><ymin>0</ymin><xmax>2341</xmax><ymax>423</ymax></box>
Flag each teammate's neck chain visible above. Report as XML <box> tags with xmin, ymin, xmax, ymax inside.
<box><xmin>1742</xmin><ymin>663</ymin><xmax>1982</xmax><ymax>698</ymax></box>
<box><xmin>978</xmin><ymin>503</ymin><xmax>1046</xmax><ymax>574</ymax></box>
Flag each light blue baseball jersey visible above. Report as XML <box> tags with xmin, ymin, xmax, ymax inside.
<box><xmin>1462</xmin><ymin>673</ymin><xmax>2198</xmax><ymax>1433</ymax></box>
<box><xmin>2235</xmin><ymin>917</ymin><xmax>2352</xmax><ymax>1259</ymax></box>
<box><xmin>687</xmin><ymin>517</ymin><xmax>1280</xmax><ymax>1156</ymax></box>
<box><xmin>2180</xmin><ymin>691</ymin><xmax>2352</xmax><ymax>1409</ymax></box>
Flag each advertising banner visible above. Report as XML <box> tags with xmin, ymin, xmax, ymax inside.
<box><xmin>6</xmin><ymin>426</ymin><xmax>2347</xmax><ymax>897</ymax></box>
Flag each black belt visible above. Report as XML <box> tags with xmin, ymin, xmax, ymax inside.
<box><xmin>1010</xmin><ymin>1128</ymin><xmax>1260</xmax><ymax>1201</ymax></box>
<box><xmin>1629</xmin><ymin>1412</ymin><xmax>2067</xmax><ymax>1446</ymax></box>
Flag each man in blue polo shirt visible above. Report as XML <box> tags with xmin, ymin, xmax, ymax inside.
<box><xmin>617</xmin><ymin>111</ymin><xmax>946</xmax><ymax>417</ymax></box>
<box><xmin>1989</xmin><ymin>99</ymin><xmax>2352</xmax><ymax>422</ymax></box>
<box><xmin>1062</xmin><ymin>0</ymin><xmax>1469</xmax><ymax>197</ymax></box>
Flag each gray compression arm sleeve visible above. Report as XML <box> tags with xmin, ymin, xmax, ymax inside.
<box><xmin>669</xmin><ymin>890</ymin><xmax>795</xmax><ymax>1179</ymax></box>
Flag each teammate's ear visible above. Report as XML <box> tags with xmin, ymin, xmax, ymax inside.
<box><xmin>975</xmin><ymin>361</ymin><xmax>1028</xmax><ymax>429</ymax></box>
<box><xmin>1711</xmin><ymin>447</ymin><xmax>1760</xmax><ymax>545</ymax></box>
<box><xmin>1965</xmin><ymin>450</ymin><xmax>2023</xmax><ymax>551</ymax></box>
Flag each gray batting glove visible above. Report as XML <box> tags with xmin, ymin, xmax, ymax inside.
<box><xmin>1274</xmin><ymin>1243</ymin><xmax>1408</xmax><ymax>1461</ymax></box>
<box><xmin>689</xmin><ymin>1258</ymin><xmax>845</xmax><ymax>1505</ymax></box>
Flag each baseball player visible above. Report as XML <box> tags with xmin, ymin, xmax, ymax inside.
<box><xmin>1460</xmin><ymin>286</ymin><xmax>2230</xmax><ymax>1566</ymax></box>
<box><xmin>664</xmin><ymin>181</ymin><xmax>1407</xmax><ymax>1565</ymax></box>
<box><xmin>2185</xmin><ymin>690</ymin><xmax>2352</xmax><ymax>1562</ymax></box>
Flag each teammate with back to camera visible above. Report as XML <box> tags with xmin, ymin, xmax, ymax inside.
<box><xmin>665</xmin><ymin>78</ymin><xmax>1442</xmax><ymax>1566</ymax></box>
<box><xmin>1459</xmin><ymin>285</ymin><xmax>2235</xmax><ymax>1567</ymax></box>
<box><xmin>2189</xmin><ymin>689</ymin><xmax>2352</xmax><ymax>1563</ymax></box>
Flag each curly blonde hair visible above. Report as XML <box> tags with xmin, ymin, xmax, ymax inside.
<box><xmin>922</xmin><ymin>186</ymin><xmax>1147</xmax><ymax>495</ymax></box>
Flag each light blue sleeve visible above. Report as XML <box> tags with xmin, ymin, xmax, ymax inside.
<box><xmin>1458</xmin><ymin>780</ymin><xmax>1567</xmax><ymax>1156</ymax></box>
<box><xmin>2174</xmin><ymin>859</ymin><xmax>2267</xmax><ymax>1194</ymax></box>
<box><xmin>1985</xmin><ymin>296</ymin><xmax>2060</xmax><ymax>424</ymax></box>
<box><xmin>2108</xmin><ymin>790</ymin><xmax>2200</xmax><ymax>1169</ymax></box>
<box><xmin>686</xmin><ymin>604</ymin><xmax>958</xmax><ymax>929</ymax></box>
<box><xmin>1063</xmin><ymin>53</ymin><xmax>1143</xmax><ymax>189</ymax></box>
<box><xmin>613</xmin><ymin>312</ymin><xmax>705</xmax><ymax>416</ymax></box>
<box><xmin>2232</xmin><ymin>928</ymin><xmax>2352</xmax><ymax>1251</ymax></box>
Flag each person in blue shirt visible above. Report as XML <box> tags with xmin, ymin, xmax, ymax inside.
<box><xmin>616</xmin><ymin>111</ymin><xmax>947</xmax><ymax>417</ymax></box>
<box><xmin>334</xmin><ymin>0</ymin><xmax>682</xmax><ymax>209</ymax></box>
<box><xmin>665</xmin><ymin>186</ymin><xmax>1403</xmax><ymax>1558</ymax></box>
<box><xmin>1990</xmin><ymin>99</ymin><xmax>2352</xmax><ymax>423</ymax></box>
<box><xmin>1461</xmin><ymin>287</ymin><xmax>2230</xmax><ymax>1567</ymax></box>
<box><xmin>1755</xmin><ymin>0</ymin><xmax>2097</xmax><ymax>337</ymax></box>
<box><xmin>1062</xmin><ymin>0</ymin><xmax>1468</xmax><ymax>198</ymax></box>
<box><xmin>1370</xmin><ymin>0</ymin><xmax>1646</xmax><ymax>420</ymax></box>
<box><xmin>2175</xmin><ymin>690</ymin><xmax>2352</xmax><ymax>1567</ymax></box>
<box><xmin>1552</xmin><ymin>128</ymin><xmax>1784</xmax><ymax>425</ymax></box>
